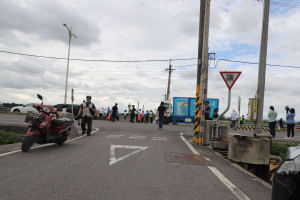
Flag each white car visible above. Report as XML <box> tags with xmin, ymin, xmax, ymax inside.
<box><xmin>10</xmin><ymin>103</ymin><xmax>38</xmax><ymax>113</ymax></box>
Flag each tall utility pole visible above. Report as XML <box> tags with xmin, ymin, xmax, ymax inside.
<box><xmin>199</xmin><ymin>0</ymin><xmax>211</xmax><ymax>144</ymax></box>
<box><xmin>254</xmin><ymin>0</ymin><xmax>270</xmax><ymax>135</ymax></box>
<box><xmin>194</xmin><ymin>0</ymin><xmax>207</xmax><ymax>143</ymax></box>
<box><xmin>63</xmin><ymin>24</ymin><xmax>77</xmax><ymax>105</ymax></box>
<box><xmin>165</xmin><ymin>59</ymin><xmax>176</xmax><ymax>101</ymax></box>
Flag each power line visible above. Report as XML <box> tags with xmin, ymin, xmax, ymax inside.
<box><xmin>216</xmin><ymin>58</ymin><xmax>300</xmax><ymax>69</ymax></box>
<box><xmin>258</xmin><ymin>0</ymin><xmax>300</xmax><ymax>8</ymax></box>
<box><xmin>0</xmin><ymin>50</ymin><xmax>197</xmax><ymax>63</ymax></box>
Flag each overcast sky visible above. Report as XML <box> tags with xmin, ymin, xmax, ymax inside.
<box><xmin>0</xmin><ymin>0</ymin><xmax>299</xmax><ymax>121</ymax></box>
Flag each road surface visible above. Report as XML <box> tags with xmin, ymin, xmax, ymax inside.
<box><xmin>0</xmin><ymin>115</ymin><xmax>271</xmax><ymax>199</ymax></box>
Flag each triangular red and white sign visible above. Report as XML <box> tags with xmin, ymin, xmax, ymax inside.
<box><xmin>220</xmin><ymin>71</ymin><xmax>242</xmax><ymax>90</ymax></box>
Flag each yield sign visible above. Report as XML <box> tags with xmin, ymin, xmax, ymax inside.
<box><xmin>220</xmin><ymin>71</ymin><xmax>242</xmax><ymax>90</ymax></box>
<box><xmin>109</xmin><ymin>145</ymin><xmax>148</xmax><ymax>166</ymax></box>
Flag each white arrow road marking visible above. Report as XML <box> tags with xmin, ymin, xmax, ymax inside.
<box><xmin>106</xmin><ymin>135</ymin><xmax>124</xmax><ymax>138</ymax></box>
<box><xmin>129</xmin><ymin>135</ymin><xmax>146</xmax><ymax>140</ymax></box>
<box><xmin>152</xmin><ymin>137</ymin><xmax>168</xmax><ymax>141</ymax></box>
<box><xmin>109</xmin><ymin>145</ymin><xmax>148</xmax><ymax>166</ymax></box>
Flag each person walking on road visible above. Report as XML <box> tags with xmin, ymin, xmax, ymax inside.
<box><xmin>286</xmin><ymin>108</ymin><xmax>296</xmax><ymax>139</ymax></box>
<box><xmin>150</xmin><ymin>110</ymin><xmax>154</xmax><ymax>123</ymax></box>
<box><xmin>231</xmin><ymin>109</ymin><xmax>238</xmax><ymax>130</ymax></box>
<box><xmin>99</xmin><ymin>107</ymin><xmax>105</xmax><ymax>120</ymax></box>
<box><xmin>130</xmin><ymin>105</ymin><xmax>139</xmax><ymax>123</ymax></box>
<box><xmin>156</xmin><ymin>102</ymin><xmax>167</xmax><ymax>130</ymax></box>
<box><xmin>268</xmin><ymin>106</ymin><xmax>277</xmax><ymax>138</ymax></box>
<box><xmin>124</xmin><ymin>110</ymin><xmax>128</xmax><ymax>122</ymax></box>
<box><xmin>141</xmin><ymin>111</ymin><xmax>145</xmax><ymax>123</ymax></box>
<box><xmin>145</xmin><ymin>110</ymin><xmax>150</xmax><ymax>123</ymax></box>
<box><xmin>107</xmin><ymin>107</ymin><xmax>111</xmax><ymax>118</ymax></box>
<box><xmin>77</xmin><ymin>96</ymin><xmax>99</xmax><ymax>136</ymax></box>
<box><xmin>111</xmin><ymin>103</ymin><xmax>118</xmax><ymax>122</ymax></box>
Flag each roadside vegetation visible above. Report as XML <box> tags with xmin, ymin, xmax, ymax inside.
<box><xmin>0</xmin><ymin>130</ymin><xmax>23</xmax><ymax>145</ymax></box>
<box><xmin>272</xmin><ymin>142</ymin><xmax>299</xmax><ymax>161</ymax></box>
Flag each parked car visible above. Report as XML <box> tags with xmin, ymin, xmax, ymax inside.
<box><xmin>10</xmin><ymin>103</ymin><xmax>38</xmax><ymax>113</ymax></box>
<box><xmin>52</xmin><ymin>104</ymin><xmax>80</xmax><ymax>116</ymax></box>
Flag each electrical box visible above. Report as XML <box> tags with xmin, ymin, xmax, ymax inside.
<box><xmin>248</xmin><ymin>98</ymin><xmax>258</xmax><ymax>122</ymax></box>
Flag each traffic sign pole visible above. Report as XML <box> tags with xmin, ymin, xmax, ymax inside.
<box><xmin>214</xmin><ymin>71</ymin><xmax>241</xmax><ymax>140</ymax></box>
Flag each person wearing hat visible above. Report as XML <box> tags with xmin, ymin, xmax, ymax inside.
<box><xmin>111</xmin><ymin>103</ymin><xmax>118</xmax><ymax>122</ymax></box>
<box><xmin>77</xmin><ymin>96</ymin><xmax>99</xmax><ymax>136</ymax></box>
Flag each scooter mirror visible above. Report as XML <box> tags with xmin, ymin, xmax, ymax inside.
<box><xmin>37</xmin><ymin>94</ymin><xmax>43</xmax><ymax>100</ymax></box>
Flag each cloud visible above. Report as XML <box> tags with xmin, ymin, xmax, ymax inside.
<box><xmin>0</xmin><ymin>0</ymin><xmax>101</xmax><ymax>47</ymax></box>
<box><xmin>0</xmin><ymin>0</ymin><xmax>299</xmax><ymax>121</ymax></box>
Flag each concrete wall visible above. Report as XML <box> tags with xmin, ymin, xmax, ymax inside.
<box><xmin>203</xmin><ymin>120</ymin><xmax>230</xmax><ymax>145</ymax></box>
<box><xmin>228</xmin><ymin>133</ymin><xmax>271</xmax><ymax>165</ymax></box>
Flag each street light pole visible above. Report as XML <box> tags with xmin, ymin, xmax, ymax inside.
<box><xmin>63</xmin><ymin>24</ymin><xmax>77</xmax><ymax>105</ymax></box>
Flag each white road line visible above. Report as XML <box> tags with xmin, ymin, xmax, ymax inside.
<box><xmin>207</xmin><ymin>166</ymin><xmax>250</xmax><ymax>200</ymax></box>
<box><xmin>0</xmin><ymin>128</ymin><xmax>100</xmax><ymax>157</ymax></box>
<box><xmin>152</xmin><ymin>137</ymin><xmax>168</xmax><ymax>141</ymax></box>
<box><xmin>129</xmin><ymin>135</ymin><xmax>146</xmax><ymax>140</ymax></box>
<box><xmin>109</xmin><ymin>145</ymin><xmax>148</xmax><ymax>166</ymax></box>
<box><xmin>179</xmin><ymin>133</ymin><xmax>250</xmax><ymax>200</ymax></box>
<box><xmin>106</xmin><ymin>135</ymin><xmax>124</xmax><ymax>138</ymax></box>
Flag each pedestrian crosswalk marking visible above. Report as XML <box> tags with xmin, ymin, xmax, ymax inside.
<box><xmin>152</xmin><ymin>137</ymin><xmax>168</xmax><ymax>141</ymax></box>
<box><xmin>129</xmin><ymin>135</ymin><xmax>146</xmax><ymax>140</ymax></box>
<box><xmin>109</xmin><ymin>145</ymin><xmax>148</xmax><ymax>166</ymax></box>
<box><xmin>106</xmin><ymin>135</ymin><xmax>124</xmax><ymax>138</ymax></box>
<box><xmin>107</xmin><ymin>135</ymin><xmax>168</xmax><ymax>142</ymax></box>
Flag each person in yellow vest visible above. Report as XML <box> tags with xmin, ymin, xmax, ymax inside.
<box><xmin>240</xmin><ymin>115</ymin><xmax>244</xmax><ymax>125</ymax></box>
<box><xmin>77</xmin><ymin>96</ymin><xmax>99</xmax><ymax>136</ymax></box>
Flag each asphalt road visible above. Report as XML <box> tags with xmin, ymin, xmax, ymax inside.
<box><xmin>0</xmin><ymin>115</ymin><xmax>272</xmax><ymax>199</ymax></box>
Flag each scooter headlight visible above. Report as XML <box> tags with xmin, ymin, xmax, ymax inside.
<box><xmin>40</xmin><ymin>121</ymin><xmax>48</xmax><ymax>126</ymax></box>
<box><xmin>43</xmin><ymin>107</ymin><xmax>51</xmax><ymax>114</ymax></box>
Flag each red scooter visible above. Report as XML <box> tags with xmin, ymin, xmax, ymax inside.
<box><xmin>21</xmin><ymin>94</ymin><xmax>73</xmax><ymax>152</ymax></box>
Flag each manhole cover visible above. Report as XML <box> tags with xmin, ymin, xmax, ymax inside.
<box><xmin>169</xmin><ymin>152</ymin><xmax>208</xmax><ymax>165</ymax></box>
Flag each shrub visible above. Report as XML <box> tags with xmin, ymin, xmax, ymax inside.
<box><xmin>272</xmin><ymin>142</ymin><xmax>299</xmax><ymax>161</ymax></box>
<box><xmin>0</xmin><ymin>130</ymin><xmax>23</xmax><ymax>145</ymax></box>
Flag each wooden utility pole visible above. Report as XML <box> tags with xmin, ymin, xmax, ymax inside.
<box><xmin>165</xmin><ymin>59</ymin><xmax>175</xmax><ymax>101</ymax></box>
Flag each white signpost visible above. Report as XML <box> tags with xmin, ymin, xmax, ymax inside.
<box><xmin>214</xmin><ymin>71</ymin><xmax>242</xmax><ymax>140</ymax></box>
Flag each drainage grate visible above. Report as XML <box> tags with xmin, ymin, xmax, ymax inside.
<box><xmin>168</xmin><ymin>152</ymin><xmax>208</xmax><ymax>165</ymax></box>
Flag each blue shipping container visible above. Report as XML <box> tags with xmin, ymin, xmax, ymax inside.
<box><xmin>173</xmin><ymin>97</ymin><xmax>219</xmax><ymax>123</ymax></box>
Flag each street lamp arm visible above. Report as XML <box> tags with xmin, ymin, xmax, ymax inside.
<box><xmin>63</xmin><ymin>23</ymin><xmax>70</xmax><ymax>31</ymax></box>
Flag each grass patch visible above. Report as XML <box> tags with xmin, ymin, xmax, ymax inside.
<box><xmin>272</xmin><ymin>142</ymin><xmax>300</xmax><ymax>161</ymax></box>
<box><xmin>0</xmin><ymin>130</ymin><xmax>23</xmax><ymax>145</ymax></box>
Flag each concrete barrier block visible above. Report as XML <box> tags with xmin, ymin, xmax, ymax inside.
<box><xmin>228</xmin><ymin>133</ymin><xmax>270</xmax><ymax>165</ymax></box>
<box><xmin>211</xmin><ymin>141</ymin><xmax>228</xmax><ymax>150</ymax></box>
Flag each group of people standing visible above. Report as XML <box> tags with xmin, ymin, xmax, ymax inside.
<box><xmin>268</xmin><ymin>106</ymin><xmax>296</xmax><ymax>139</ymax></box>
<box><xmin>124</xmin><ymin>106</ymin><xmax>156</xmax><ymax>124</ymax></box>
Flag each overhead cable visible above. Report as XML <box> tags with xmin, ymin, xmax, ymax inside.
<box><xmin>217</xmin><ymin>58</ymin><xmax>300</xmax><ymax>69</ymax></box>
<box><xmin>0</xmin><ymin>50</ymin><xmax>197</xmax><ymax>63</ymax></box>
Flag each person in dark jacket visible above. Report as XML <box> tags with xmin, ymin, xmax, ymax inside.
<box><xmin>111</xmin><ymin>103</ymin><xmax>118</xmax><ymax>122</ymax></box>
<box><xmin>156</xmin><ymin>102</ymin><xmax>167</xmax><ymax>130</ymax></box>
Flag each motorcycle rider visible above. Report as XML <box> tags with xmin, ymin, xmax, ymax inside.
<box><xmin>77</xmin><ymin>96</ymin><xmax>99</xmax><ymax>136</ymax></box>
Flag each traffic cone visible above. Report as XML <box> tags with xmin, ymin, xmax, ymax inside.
<box><xmin>107</xmin><ymin>114</ymin><xmax>111</xmax><ymax>120</ymax></box>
